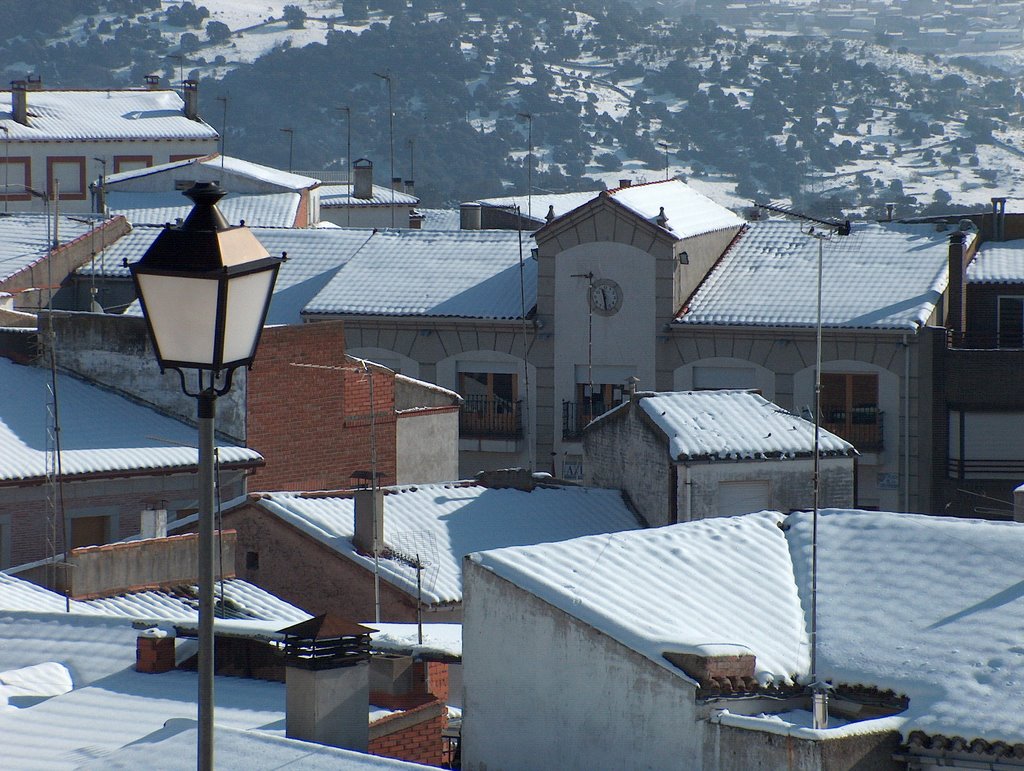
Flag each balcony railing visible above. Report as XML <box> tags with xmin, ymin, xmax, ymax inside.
<box><xmin>948</xmin><ymin>458</ymin><xmax>1024</xmax><ymax>479</ymax></box>
<box><xmin>459</xmin><ymin>395</ymin><xmax>522</xmax><ymax>440</ymax></box>
<box><xmin>947</xmin><ymin>330</ymin><xmax>1024</xmax><ymax>350</ymax></box>
<box><xmin>562</xmin><ymin>401</ymin><xmax>611</xmax><ymax>441</ymax></box>
<box><xmin>821</xmin><ymin>407</ymin><xmax>883</xmax><ymax>451</ymax></box>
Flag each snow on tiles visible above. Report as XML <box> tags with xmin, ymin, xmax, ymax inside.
<box><xmin>470</xmin><ymin>509</ymin><xmax>1024</xmax><ymax>745</ymax></box>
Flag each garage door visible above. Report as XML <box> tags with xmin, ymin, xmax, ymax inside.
<box><xmin>717</xmin><ymin>480</ymin><xmax>771</xmax><ymax>517</ymax></box>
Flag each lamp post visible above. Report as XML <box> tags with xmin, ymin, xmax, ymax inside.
<box><xmin>129</xmin><ymin>182</ymin><xmax>282</xmax><ymax>771</ymax></box>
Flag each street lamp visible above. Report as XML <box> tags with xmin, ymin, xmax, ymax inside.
<box><xmin>129</xmin><ymin>182</ymin><xmax>283</xmax><ymax>771</ymax></box>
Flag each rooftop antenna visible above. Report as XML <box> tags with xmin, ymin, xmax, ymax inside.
<box><xmin>755</xmin><ymin>200</ymin><xmax>849</xmax><ymax>730</ymax></box>
<box><xmin>336</xmin><ymin>106</ymin><xmax>352</xmax><ymax>226</ymax></box>
<box><xmin>279</xmin><ymin>127</ymin><xmax>294</xmax><ymax>173</ymax></box>
<box><xmin>374</xmin><ymin>71</ymin><xmax>395</xmax><ymax>228</ymax></box>
<box><xmin>407</xmin><ymin>137</ymin><xmax>414</xmax><ymax>186</ymax></box>
<box><xmin>657</xmin><ymin>140</ymin><xmax>670</xmax><ymax>180</ymax></box>
<box><xmin>388</xmin><ymin>534</ymin><xmax>438</xmax><ymax>645</ymax></box>
<box><xmin>517</xmin><ymin>112</ymin><xmax>533</xmax><ymax>221</ymax></box>
<box><xmin>167</xmin><ymin>54</ymin><xmax>184</xmax><ymax>96</ymax></box>
<box><xmin>1</xmin><ymin>125</ymin><xmax>9</xmax><ymax>215</ymax></box>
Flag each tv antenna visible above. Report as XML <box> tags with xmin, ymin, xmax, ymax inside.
<box><xmin>755</xmin><ymin>200</ymin><xmax>850</xmax><ymax>730</ymax></box>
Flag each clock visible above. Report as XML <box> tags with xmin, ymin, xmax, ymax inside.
<box><xmin>589</xmin><ymin>278</ymin><xmax>623</xmax><ymax>316</ymax></box>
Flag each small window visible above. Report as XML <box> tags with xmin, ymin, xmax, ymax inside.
<box><xmin>70</xmin><ymin>515</ymin><xmax>109</xmax><ymax>549</ymax></box>
<box><xmin>245</xmin><ymin>551</ymin><xmax>259</xmax><ymax>570</ymax></box>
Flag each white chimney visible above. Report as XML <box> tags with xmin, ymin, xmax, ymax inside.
<box><xmin>140</xmin><ymin>508</ymin><xmax>168</xmax><ymax>539</ymax></box>
<box><xmin>353</xmin><ymin>488</ymin><xmax>383</xmax><ymax>556</ymax></box>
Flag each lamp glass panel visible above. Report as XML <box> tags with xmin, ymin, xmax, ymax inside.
<box><xmin>221</xmin><ymin>268</ymin><xmax>276</xmax><ymax>364</ymax></box>
<box><xmin>136</xmin><ymin>272</ymin><xmax>218</xmax><ymax>366</ymax></box>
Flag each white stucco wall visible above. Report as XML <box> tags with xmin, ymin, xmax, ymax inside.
<box><xmin>462</xmin><ymin>559</ymin><xmax>702</xmax><ymax>771</ymax></box>
<box><xmin>396</xmin><ymin>409</ymin><xmax>459</xmax><ymax>484</ymax></box>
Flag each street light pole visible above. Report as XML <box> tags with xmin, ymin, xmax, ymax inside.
<box><xmin>373</xmin><ymin>71</ymin><xmax>394</xmax><ymax>228</ymax></box>
<box><xmin>130</xmin><ymin>183</ymin><xmax>282</xmax><ymax>771</ymax></box>
<box><xmin>336</xmin><ymin>106</ymin><xmax>351</xmax><ymax>226</ymax></box>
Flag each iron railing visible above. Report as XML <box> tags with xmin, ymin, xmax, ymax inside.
<box><xmin>562</xmin><ymin>401</ymin><xmax>612</xmax><ymax>441</ymax></box>
<box><xmin>821</xmin><ymin>407</ymin><xmax>884</xmax><ymax>451</ymax></box>
<box><xmin>459</xmin><ymin>395</ymin><xmax>522</xmax><ymax>439</ymax></box>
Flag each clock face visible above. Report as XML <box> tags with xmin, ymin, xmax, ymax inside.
<box><xmin>589</xmin><ymin>278</ymin><xmax>623</xmax><ymax>316</ymax></box>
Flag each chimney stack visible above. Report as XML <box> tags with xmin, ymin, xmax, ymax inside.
<box><xmin>182</xmin><ymin>79</ymin><xmax>199</xmax><ymax>121</ymax></box>
<box><xmin>353</xmin><ymin>158</ymin><xmax>373</xmax><ymax>199</ymax></box>
<box><xmin>618</xmin><ymin>178</ymin><xmax>632</xmax><ymax>188</ymax></box>
<box><xmin>545</xmin><ymin>204</ymin><xmax>555</xmax><ymax>223</ymax></box>
<box><xmin>140</xmin><ymin>508</ymin><xmax>168</xmax><ymax>539</ymax></box>
<box><xmin>947</xmin><ymin>231</ymin><xmax>967</xmax><ymax>337</ymax></box>
<box><xmin>25</xmin><ymin>75</ymin><xmax>42</xmax><ymax>91</ymax></box>
<box><xmin>391</xmin><ymin>176</ymin><xmax>403</xmax><ymax>192</ymax></box>
<box><xmin>885</xmin><ymin>203</ymin><xmax>895</xmax><ymax>222</ymax></box>
<box><xmin>11</xmin><ymin>80</ymin><xmax>27</xmax><ymax>126</ymax></box>
<box><xmin>992</xmin><ymin>197</ymin><xmax>1007</xmax><ymax>242</ymax></box>
<box><xmin>353</xmin><ymin>487</ymin><xmax>384</xmax><ymax>556</ymax></box>
<box><xmin>281</xmin><ymin>616</ymin><xmax>375</xmax><ymax>752</ymax></box>
<box><xmin>144</xmin><ymin>74</ymin><xmax>160</xmax><ymax>90</ymax></box>
<box><xmin>460</xmin><ymin>202</ymin><xmax>482</xmax><ymax>230</ymax></box>
<box><xmin>404</xmin><ymin>179</ymin><xmax>415</xmax><ymax>196</ymax></box>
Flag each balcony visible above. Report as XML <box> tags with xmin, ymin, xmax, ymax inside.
<box><xmin>562</xmin><ymin>401</ymin><xmax>608</xmax><ymax>442</ymax></box>
<box><xmin>459</xmin><ymin>395</ymin><xmax>522</xmax><ymax>440</ymax></box>
<box><xmin>947</xmin><ymin>330</ymin><xmax>1024</xmax><ymax>350</ymax></box>
<box><xmin>821</xmin><ymin>407</ymin><xmax>884</xmax><ymax>451</ymax></box>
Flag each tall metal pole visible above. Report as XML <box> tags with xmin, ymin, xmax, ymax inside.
<box><xmin>280</xmin><ymin>128</ymin><xmax>294</xmax><ymax>173</ymax></box>
<box><xmin>216</xmin><ymin>96</ymin><xmax>228</xmax><ymax>172</ymax></box>
<box><xmin>337</xmin><ymin>106</ymin><xmax>351</xmax><ymax>226</ymax></box>
<box><xmin>197</xmin><ymin>386</ymin><xmax>216</xmax><ymax>771</ymax></box>
<box><xmin>517</xmin><ymin>112</ymin><xmax>533</xmax><ymax>221</ymax></box>
<box><xmin>810</xmin><ymin>228</ymin><xmax>827</xmax><ymax>730</ymax></box>
<box><xmin>2</xmin><ymin>125</ymin><xmax>9</xmax><ymax>214</ymax></box>
<box><xmin>374</xmin><ymin>72</ymin><xmax>394</xmax><ymax>228</ymax></box>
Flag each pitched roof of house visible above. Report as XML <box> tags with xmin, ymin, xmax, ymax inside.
<box><xmin>303</xmin><ymin>229</ymin><xmax>537</xmax><ymax>319</ymax></box>
<box><xmin>606</xmin><ymin>179</ymin><xmax>745</xmax><ymax>240</ymax></box>
<box><xmin>967</xmin><ymin>237</ymin><xmax>1024</xmax><ymax>283</ymax></box>
<box><xmin>605</xmin><ymin>390</ymin><xmax>854</xmax><ymax>460</ymax></box>
<box><xmin>102</xmin><ymin>154</ymin><xmax>319</xmax><ymax>191</ymax></box>
<box><xmin>106</xmin><ymin>191</ymin><xmax>301</xmax><ymax>228</ymax></box>
<box><xmin>83</xmin><ymin>226</ymin><xmax>376</xmax><ymax>324</ymax></box>
<box><xmin>470</xmin><ymin>191</ymin><xmax>600</xmax><ymax>222</ymax></box>
<box><xmin>320</xmin><ymin>183</ymin><xmax>418</xmax><ymax>207</ymax></box>
<box><xmin>678</xmin><ymin>220</ymin><xmax>964</xmax><ymax>330</ymax></box>
<box><xmin>250</xmin><ymin>482</ymin><xmax>641</xmax><ymax>606</ymax></box>
<box><xmin>0</xmin><ymin>89</ymin><xmax>218</xmax><ymax>141</ymax></box>
<box><xmin>0</xmin><ymin>358</ymin><xmax>262</xmax><ymax>484</ymax></box>
<box><xmin>0</xmin><ymin>213</ymin><xmax>106</xmax><ymax>283</ymax></box>
<box><xmin>416</xmin><ymin>208</ymin><xmax>461</xmax><ymax>231</ymax></box>
<box><xmin>470</xmin><ymin>509</ymin><xmax>1024</xmax><ymax>746</ymax></box>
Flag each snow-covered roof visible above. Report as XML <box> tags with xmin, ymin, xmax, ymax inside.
<box><xmin>967</xmin><ymin>237</ymin><xmax>1024</xmax><ymax>283</ymax></box>
<box><xmin>629</xmin><ymin>390</ymin><xmax>854</xmax><ymax>460</ymax></box>
<box><xmin>470</xmin><ymin>191</ymin><xmax>601</xmax><ymax>222</ymax></box>
<box><xmin>606</xmin><ymin>179</ymin><xmax>745</xmax><ymax>240</ymax></box>
<box><xmin>416</xmin><ymin>208</ymin><xmax>461</xmax><ymax>231</ymax></box>
<box><xmin>0</xmin><ymin>213</ymin><xmax>105</xmax><ymax>283</ymax></box>
<box><xmin>303</xmin><ymin>229</ymin><xmax>537</xmax><ymax>319</ymax></box>
<box><xmin>320</xmin><ymin>183</ymin><xmax>418</xmax><ymax>207</ymax></box>
<box><xmin>678</xmin><ymin>220</ymin><xmax>963</xmax><ymax>330</ymax></box>
<box><xmin>107</xmin><ymin>191</ymin><xmax>300</xmax><ymax>228</ymax></box>
<box><xmin>250</xmin><ymin>483</ymin><xmax>641</xmax><ymax>606</ymax></box>
<box><xmin>470</xmin><ymin>509</ymin><xmax>1024</xmax><ymax>745</ymax></box>
<box><xmin>102</xmin><ymin>154</ymin><xmax>319</xmax><ymax>191</ymax></box>
<box><xmin>83</xmin><ymin>226</ymin><xmax>376</xmax><ymax>324</ymax></box>
<box><xmin>0</xmin><ymin>89</ymin><xmax>218</xmax><ymax>142</ymax></box>
<box><xmin>369</xmin><ymin>623</ymin><xmax>462</xmax><ymax>660</ymax></box>
<box><xmin>0</xmin><ymin>358</ymin><xmax>262</xmax><ymax>483</ymax></box>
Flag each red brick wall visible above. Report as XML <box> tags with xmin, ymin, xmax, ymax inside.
<box><xmin>246</xmin><ymin>322</ymin><xmax>397</xmax><ymax>491</ymax></box>
<box><xmin>223</xmin><ymin>502</ymin><xmax>418</xmax><ymax>622</ymax></box>
<box><xmin>369</xmin><ymin>699</ymin><xmax>447</xmax><ymax>767</ymax></box>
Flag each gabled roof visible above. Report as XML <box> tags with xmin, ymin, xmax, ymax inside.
<box><xmin>470</xmin><ymin>509</ymin><xmax>1024</xmax><ymax>745</ymax></box>
<box><xmin>303</xmin><ymin>229</ymin><xmax>537</xmax><ymax>320</ymax></box>
<box><xmin>678</xmin><ymin>220</ymin><xmax>964</xmax><ymax>330</ymax></box>
<box><xmin>0</xmin><ymin>89</ymin><xmax>218</xmax><ymax>142</ymax></box>
<box><xmin>320</xmin><ymin>183</ymin><xmax>418</xmax><ymax>207</ymax></box>
<box><xmin>605</xmin><ymin>179</ymin><xmax>745</xmax><ymax>240</ymax></box>
<box><xmin>610</xmin><ymin>390</ymin><xmax>854</xmax><ymax>460</ymax></box>
<box><xmin>107</xmin><ymin>191</ymin><xmax>301</xmax><ymax>228</ymax></box>
<box><xmin>0</xmin><ymin>358</ymin><xmax>262</xmax><ymax>484</ymax></box>
<box><xmin>967</xmin><ymin>237</ymin><xmax>1024</xmax><ymax>283</ymax></box>
<box><xmin>250</xmin><ymin>482</ymin><xmax>641</xmax><ymax>606</ymax></box>
<box><xmin>84</xmin><ymin>226</ymin><xmax>376</xmax><ymax>325</ymax></box>
<box><xmin>102</xmin><ymin>154</ymin><xmax>319</xmax><ymax>191</ymax></box>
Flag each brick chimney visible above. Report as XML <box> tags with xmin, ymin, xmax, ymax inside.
<box><xmin>281</xmin><ymin>615</ymin><xmax>376</xmax><ymax>751</ymax></box>
<box><xmin>353</xmin><ymin>487</ymin><xmax>384</xmax><ymax>556</ymax></box>
<box><xmin>136</xmin><ymin>628</ymin><xmax>176</xmax><ymax>674</ymax></box>
<box><xmin>391</xmin><ymin>176</ymin><xmax>403</xmax><ymax>192</ymax></box>
<box><xmin>947</xmin><ymin>230</ymin><xmax>967</xmax><ymax>337</ymax></box>
<box><xmin>618</xmin><ymin>178</ymin><xmax>632</xmax><ymax>188</ymax></box>
<box><xmin>353</xmin><ymin>158</ymin><xmax>373</xmax><ymax>199</ymax></box>
<box><xmin>182</xmin><ymin>79</ymin><xmax>199</xmax><ymax>121</ymax></box>
<box><xmin>404</xmin><ymin>179</ymin><xmax>415</xmax><ymax>196</ymax></box>
<box><xmin>11</xmin><ymin>80</ymin><xmax>27</xmax><ymax>126</ymax></box>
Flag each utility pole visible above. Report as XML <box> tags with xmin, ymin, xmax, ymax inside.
<box><xmin>337</xmin><ymin>106</ymin><xmax>351</xmax><ymax>226</ymax></box>
<box><xmin>374</xmin><ymin>71</ymin><xmax>395</xmax><ymax>228</ymax></box>
<box><xmin>280</xmin><ymin>127</ymin><xmax>294</xmax><ymax>173</ymax></box>
<box><xmin>517</xmin><ymin>112</ymin><xmax>533</xmax><ymax>221</ymax></box>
